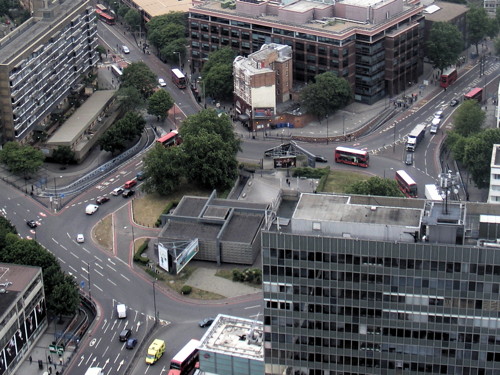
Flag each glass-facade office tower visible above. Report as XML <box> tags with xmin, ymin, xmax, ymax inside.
<box><xmin>262</xmin><ymin>193</ymin><xmax>500</xmax><ymax>375</ymax></box>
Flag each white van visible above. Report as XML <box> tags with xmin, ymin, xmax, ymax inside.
<box><xmin>85</xmin><ymin>204</ymin><xmax>99</xmax><ymax>215</ymax></box>
<box><xmin>430</xmin><ymin>118</ymin><xmax>441</xmax><ymax>134</ymax></box>
<box><xmin>117</xmin><ymin>303</ymin><xmax>127</xmax><ymax>319</ymax></box>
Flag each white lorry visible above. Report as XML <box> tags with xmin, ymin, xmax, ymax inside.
<box><xmin>116</xmin><ymin>303</ymin><xmax>127</xmax><ymax>319</ymax></box>
<box><xmin>85</xmin><ymin>368</ymin><xmax>103</xmax><ymax>375</ymax></box>
<box><xmin>406</xmin><ymin>123</ymin><xmax>426</xmax><ymax>152</ymax></box>
<box><xmin>425</xmin><ymin>184</ymin><xmax>443</xmax><ymax>201</ymax></box>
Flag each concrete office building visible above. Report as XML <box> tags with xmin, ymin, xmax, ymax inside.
<box><xmin>233</xmin><ymin>43</ymin><xmax>293</xmax><ymax>130</ymax></box>
<box><xmin>262</xmin><ymin>193</ymin><xmax>500</xmax><ymax>375</ymax></box>
<box><xmin>198</xmin><ymin>314</ymin><xmax>264</xmax><ymax>375</ymax></box>
<box><xmin>488</xmin><ymin>144</ymin><xmax>500</xmax><ymax>204</ymax></box>
<box><xmin>0</xmin><ymin>263</ymin><xmax>47</xmax><ymax>375</ymax></box>
<box><xmin>0</xmin><ymin>0</ymin><xmax>98</xmax><ymax>144</ymax></box>
<box><xmin>189</xmin><ymin>0</ymin><xmax>424</xmax><ymax>104</ymax></box>
<box><xmin>423</xmin><ymin>2</ymin><xmax>468</xmax><ymax>53</ymax></box>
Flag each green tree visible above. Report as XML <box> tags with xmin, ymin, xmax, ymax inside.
<box><xmin>494</xmin><ymin>37</ymin><xmax>500</xmax><ymax>56</ymax></box>
<box><xmin>160</xmin><ymin>38</ymin><xmax>187</xmax><ymax>66</ymax></box>
<box><xmin>0</xmin><ymin>142</ymin><xmax>45</xmax><ymax>177</ymax></box>
<box><xmin>51</xmin><ymin>275</ymin><xmax>80</xmax><ymax>318</ymax></box>
<box><xmin>426</xmin><ymin>22</ymin><xmax>463</xmax><ymax>73</ymax></box>
<box><xmin>201</xmin><ymin>48</ymin><xmax>236</xmax><ymax>100</ymax></box>
<box><xmin>462</xmin><ymin>129</ymin><xmax>500</xmax><ymax>188</ymax></box>
<box><xmin>51</xmin><ymin>146</ymin><xmax>76</xmax><ymax>165</ymax></box>
<box><xmin>147</xmin><ymin>89</ymin><xmax>174</xmax><ymax>121</ymax></box>
<box><xmin>453</xmin><ymin>100</ymin><xmax>485</xmax><ymax>137</ymax></box>
<box><xmin>117</xmin><ymin>86</ymin><xmax>145</xmax><ymax>111</ymax></box>
<box><xmin>96</xmin><ymin>45</ymin><xmax>107</xmax><ymax>61</ymax></box>
<box><xmin>147</xmin><ymin>14</ymin><xmax>186</xmax><ymax>53</ymax></box>
<box><xmin>98</xmin><ymin>112</ymin><xmax>145</xmax><ymax>154</ymax></box>
<box><xmin>121</xmin><ymin>62</ymin><xmax>157</xmax><ymax>99</ymax></box>
<box><xmin>142</xmin><ymin>144</ymin><xmax>184</xmax><ymax>195</ymax></box>
<box><xmin>0</xmin><ymin>217</ymin><xmax>16</xmax><ymax>250</ymax></box>
<box><xmin>345</xmin><ymin>177</ymin><xmax>403</xmax><ymax>197</ymax></box>
<box><xmin>468</xmin><ymin>6</ymin><xmax>495</xmax><ymax>54</ymax></box>
<box><xmin>181</xmin><ymin>109</ymin><xmax>240</xmax><ymax>190</ymax></box>
<box><xmin>446</xmin><ymin>130</ymin><xmax>468</xmax><ymax>164</ymax></box>
<box><xmin>300</xmin><ymin>72</ymin><xmax>352</xmax><ymax>119</ymax></box>
<box><xmin>124</xmin><ymin>8</ymin><xmax>141</xmax><ymax>32</ymax></box>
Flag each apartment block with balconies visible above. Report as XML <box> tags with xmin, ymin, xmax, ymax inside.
<box><xmin>0</xmin><ymin>0</ymin><xmax>98</xmax><ymax>144</ymax></box>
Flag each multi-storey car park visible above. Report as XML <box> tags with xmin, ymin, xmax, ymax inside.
<box><xmin>189</xmin><ymin>0</ymin><xmax>424</xmax><ymax>104</ymax></box>
<box><xmin>0</xmin><ymin>0</ymin><xmax>98</xmax><ymax>144</ymax></box>
<box><xmin>262</xmin><ymin>193</ymin><xmax>500</xmax><ymax>375</ymax></box>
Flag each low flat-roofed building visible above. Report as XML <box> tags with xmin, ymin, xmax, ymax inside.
<box><xmin>198</xmin><ymin>314</ymin><xmax>263</xmax><ymax>375</ymax></box>
<box><xmin>121</xmin><ymin>0</ymin><xmax>194</xmax><ymax>21</ymax></box>
<box><xmin>0</xmin><ymin>263</ymin><xmax>46</xmax><ymax>375</ymax></box>
<box><xmin>158</xmin><ymin>191</ymin><xmax>269</xmax><ymax>265</ymax></box>
<box><xmin>45</xmin><ymin>90</ymin><xmax>117</xmax><ymax>162</ymax></box>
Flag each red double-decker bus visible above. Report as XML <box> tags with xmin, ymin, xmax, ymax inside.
<box><xmin>156</xmin><ymin>130</ymin><xmax>181</xmax><ymax>147</ymax></box>
<box><xmin>171</xmin><ymin>69</ymin><xmax>186</xmax><ymax>89</ymax></box>
<box><xmin>440</xmin><ymin>67</ymin><xmax>457</xmax><ymax>88</ymax></box>
<box><xmin>464</xmin><ymin>87</ymin><xmax>483</xmax><ymax>103</ymax></box>
<box><xmin>395</xmin><ymin>170</ymin><xmax>418</xmax><ymax>198</ymax></box>
<box><xmin>95</xmin><ymin>4</ymin><xmax>115</xmax><ymax>25</ymax></box>
<box><xmin>334</xmin><ymin>147</ymin><xmax>369</xmax><ymax>168</ymax></box>
<box><xmin>167</xmin><ymin>339</ymin><xmax>200</xmax><ymax>375</ymax></box>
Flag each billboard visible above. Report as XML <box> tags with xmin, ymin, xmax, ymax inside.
<box><xmin>175</xmin><ymin>239</ymin><xmax>199</xmax><ymax>274</ymax></box>
<box><xmin>273</xmin><ymin>156</ymin><xmax>296</xmax><ymax>168</ymax></box>
<box><xmin>158</xmin><ymin>242</ymin><xmax>170</xmax><ymax>272</ymax></box>
<box><xmin>254</xmin><ymin>108</ymin><xmax>274</xmax><ymax>118</ymax></box>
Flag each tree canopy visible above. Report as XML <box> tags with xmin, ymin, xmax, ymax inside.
<box><xmin>98</xmin><ymin>112</ymin><xmax>146</xmax><ymax>155</ymax></box>
<box><xmin>300</xmin><ymin>72</ymin><xmax>352</xmax><ymax>119</ymax></box>
<box><xmin>124</xmin><ymin>9</ymin><xmax>142</xmax><ymax>32</ymax></box>
<box><xmin>426</xmin><ymin>22</ymin><xmax>463</xmax><ymax>73</ymax></box>
<box><xmin>462</xmin><ymin>129</ymin><xmax>500</xmax><ymax>188</ymax></box>
<box><xmin>143</xmin><ymin>109</ymin><xmax>241</xmax><ymax>195</ymax></box>
<box><xmin>117</xmin><ymin>86</ymin><xmax>145</xmax><ymax>111</ymax></box>
<box><xmin>468</xmin><ymin>6</ymin><xmax>497</xmax><ymax>53</ymax></box>
<box><xmin>345</xmin><ymin>177</ymin><xmax>403</xmax><ymax>197</ymax></box>
<box><xmin>0</xmin><ymin>142</ymin><xmax>45</xmax><ymax>177</ymax></box>
<box><xmin>147</xmin><ymin>13</ymin><xmax>187</xmax><ymax>62</ymax></box>
<box><xmin>147</xmin><ymin>89</ymin><xmax>174</xmax><ymax>121</ymax></box>
<box><xmin>121</xmin><ymin>62</ymin><xmax>157</xmax><ymax>99</ymax></box>
<box><xmin>201</xmin><ymin>48</ymin><xmax>236</xmax><ymax>100</ymax></box>
<box><xmin>453</xmin><ymin>100</ymin><xmax>485</xmax><ymax>137</ymax></box>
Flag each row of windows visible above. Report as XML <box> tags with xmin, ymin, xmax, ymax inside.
<box><xmin>267</xmin><ymin>248</ymin><xmax>500</xmax><ymax>275</ymax></box>
<box><xmin>264</xmin><ymin>267</ymin><xmax>499</xmax><ymax>294</ymax></box>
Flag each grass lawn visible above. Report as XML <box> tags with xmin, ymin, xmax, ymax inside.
<box><xmin>132</xmin><ymin>184</ymin><xmax>212</xmax><ymax>227</ymax></box>
<box><xmin>322</xmin><ymin>170</ymin><xmax>370</xmax><ymax>193</ymax></box>
<box><xmin>92</xmin><ymin>215</ymin><xmax>113</xmax><ymax>252</ymax></box>
<box><xmin>215</xmin><ymin>268</ymin><xmax>262</xmax><ymax>289</ymax></box>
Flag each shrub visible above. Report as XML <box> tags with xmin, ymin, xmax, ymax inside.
<box><xmin>133</xmin><ymin>239</ymin><xmax>150</xmax><ymax>264</ymax></box>
<box><xmin>293</xmin><ymin>167</ymin><xmax>329</xmax><ymax>179</ymax></box>
<box><xmin>232</xmin><ymin>269</ymin><xmax>243</xmax><ymax>282</ymax></box>
<box><xmin>181</xmin><ymin>285</ymin><xmax>192</xmax><ymax>295</ymax></box>
<box><xmin>155</xmin><ymin>201</ymin><xmax>178</xmax><ymax>227</ymax></box>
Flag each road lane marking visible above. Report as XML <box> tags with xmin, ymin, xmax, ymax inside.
<box><xmin>121</xmin><ymin>274</ymin><xmax>130</xmax><ymax>282</ymax></box>
<box><xmin>244</xmin><ymin>305</ymin><xmax>260</xmax><ymax>310</ymax></box>
<box><xmin>107</xmin><ymin>278</ymin><xmax>117</xmax><ymax>286</ymax></box>
<box><xmin>107</xmin><ymin>265</ymin><xmax>117</xmax><ymax>272</ymax></box>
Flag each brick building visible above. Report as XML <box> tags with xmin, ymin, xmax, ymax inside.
<box><xmin>189</xmin><ymin>0</ymin><xmax>424</xmax><ymax>104</ymax></box>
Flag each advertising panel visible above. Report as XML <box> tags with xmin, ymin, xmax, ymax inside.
<box><xmin>273</xmin><ymin>156</ymin><xmax>296</xmax><ymax>168</ymax></box>
<box><xmin>175</xmin><ymin>239</ymin><xmax>199</xmax><ymax>274</ymax></box>
<box><xmin>254</xmin><ymin>108</ymin><xmax>274</xmax><ymax>118</ymax></box>
<box><xmin>158</xmin><ymin>242</ymin><xmax>170</xmax><ymax>272</ymax></box>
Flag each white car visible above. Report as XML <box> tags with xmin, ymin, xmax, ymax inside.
<box><xmin>434</xmin><ymin>110</ymin><xmax>444</xmax><ymax>119</ymax></box>
<box><xmin>158</xmin><ymin>78</ymin><xmax>166</xmax><ymax>87</ymax></box>
<box><xmin>122</xmin><ymin>45</ymin><xmax>130</xmax><ymax>54</ymax></box>
<box><xmin>112</xmin><ymin>187</ymin><xmax>124</xmax><ymax>196</ymax></box>
<box><xmin>76</xmin><ymin>234</ymin><xmax>85</xmax><ymax>243</ymax></box>
<box><xmin>85</xmin><ymin>204</ymin><xmax>99</xmax><ymax>215</ymax></box>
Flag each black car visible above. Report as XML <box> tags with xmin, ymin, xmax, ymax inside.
<box><xmin>126</xmin><ymin>338</ymin><xmax>138</xmax><ymax>349</ymax></box>
<box><xmin>26</xmin><ymin>220</ymin><xmax>37</xmax><ymax>229</ymax></box>
<box><xmin>315</xmin><ymin>155</ymin><xmax>328</xmax><ymax>163</ymax></box>
<box><xmin>119</xmin><ymin>328</ymin><xmax>131</xmax><ymax>342</ymax></box>
<box><xmin>122</xmin><ymin>189</ymin><xmax>135</xmax><ymax>198</ymax></box>
<box><xmin>450</xmin><ymin>98</ymin><xmax>459</xmax><ymax>107</ymax></box>
<box><xmin>96</xmin><ymin>196</ymin><xmax>110</xmax><ymax>205</ymax></box>
<box><xmin>198</xmin><ymin>317</ymin><xmax>215</xmax><ymax>328</ymax></box>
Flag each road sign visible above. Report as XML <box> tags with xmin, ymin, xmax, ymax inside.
<box><xmin>49</xmin><ymin>344</ymin><xmax>64</xmax><ymax>355</ymax></box>
<box><xmin>80</xmin><ymin>281</ymin><xmax>85</xmax><ymax>288</ymax></box>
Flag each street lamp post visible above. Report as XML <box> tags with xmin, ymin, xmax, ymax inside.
<box><xmin>343</xmin><ymin>114</ymin><xmax>346</xmax><ymax>140</ymax></box>
<box><xmin>152</xmin><ymin>279</ymin><xmax>158</xmax><ymax>322</ymax></box>
<box><xmin>173</xmin><ymin>51</ymin><xmax>181</xmax><ymax>70</ymax></box>
<box><xmin>326</xmin><ymin>115</ymin><xmax>329</xmax><ymax>145</ymax></box>
<box><xmin>87</xmin><ymin>262</ymin><xmax>92</xmax><ymax>301</ymax></box>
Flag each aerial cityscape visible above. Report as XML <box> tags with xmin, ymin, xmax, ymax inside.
<box><xmin>0</xmin><ymin>0</ymin><xmax>499</xmax><ymax>374</ymax></box>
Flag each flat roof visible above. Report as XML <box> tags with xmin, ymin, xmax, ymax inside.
<box><xmin>199</xmin><ymin>314</ymin><xmax>263</xmax><ymax>361</ymax></box>
<box><xmin>293</xmin><ymin>193</ymin><xmax>422</xmax><ymax>227</ymax></box>
<box><xmin>132</xmin><ymin>0</ymin><xmax>194</xmax><ymax>18</ymax></box>
<box><xmin>47</xmin><ymin>90</ymin><xmax>116</xmax><ymax>145</ymax></box>
<box><xmin>0</xmin><ymin>0</ymin><xmax>89</xmax><ymax>64</ymax></box>
<box><xmin>422</xmin><ymin>0</ymin><xmax>468</xmax><ymax>22</ymax></box>
<box><xmin>0</xmin><ymin>263</ymin><xmax>41</xmax><ymax>318</ymax></box>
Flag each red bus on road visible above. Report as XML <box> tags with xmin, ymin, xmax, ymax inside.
<box><xmin>395</xmin><ymin>170</ymin><xmax>418</xmax><ymax>198</ymax></box>
<box><xmin>95</xmin><ymin>4</ymin><xmax>115</xmax><ymax>24</ymax></box>
<box><xmin>334</xmin><ymin>147</ymin><xmax>369</xmax><ymax>168</ymax></box>
<box><xmin>156</xmin><ymin>130</ymin><xmax>181</xmax><ymax>147</ymax></box>
<box><xmin>171</xmin><ymin>69</ymin><xmax>186</xmax><ymax>89</ymax></box>
<box><xmin>167</xmin><ymin>339</ymin><xmax>200</xmax><ymax>375</ymax></box>
<box><xmin>440</xmin><ymin>67</ymin><xmax>457</xmax><ymax>88</ymax></box>
<box><xmin>464</xmin><ymin>87</ymin><xmax>483</xmax><ymax>103</ymax></box>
